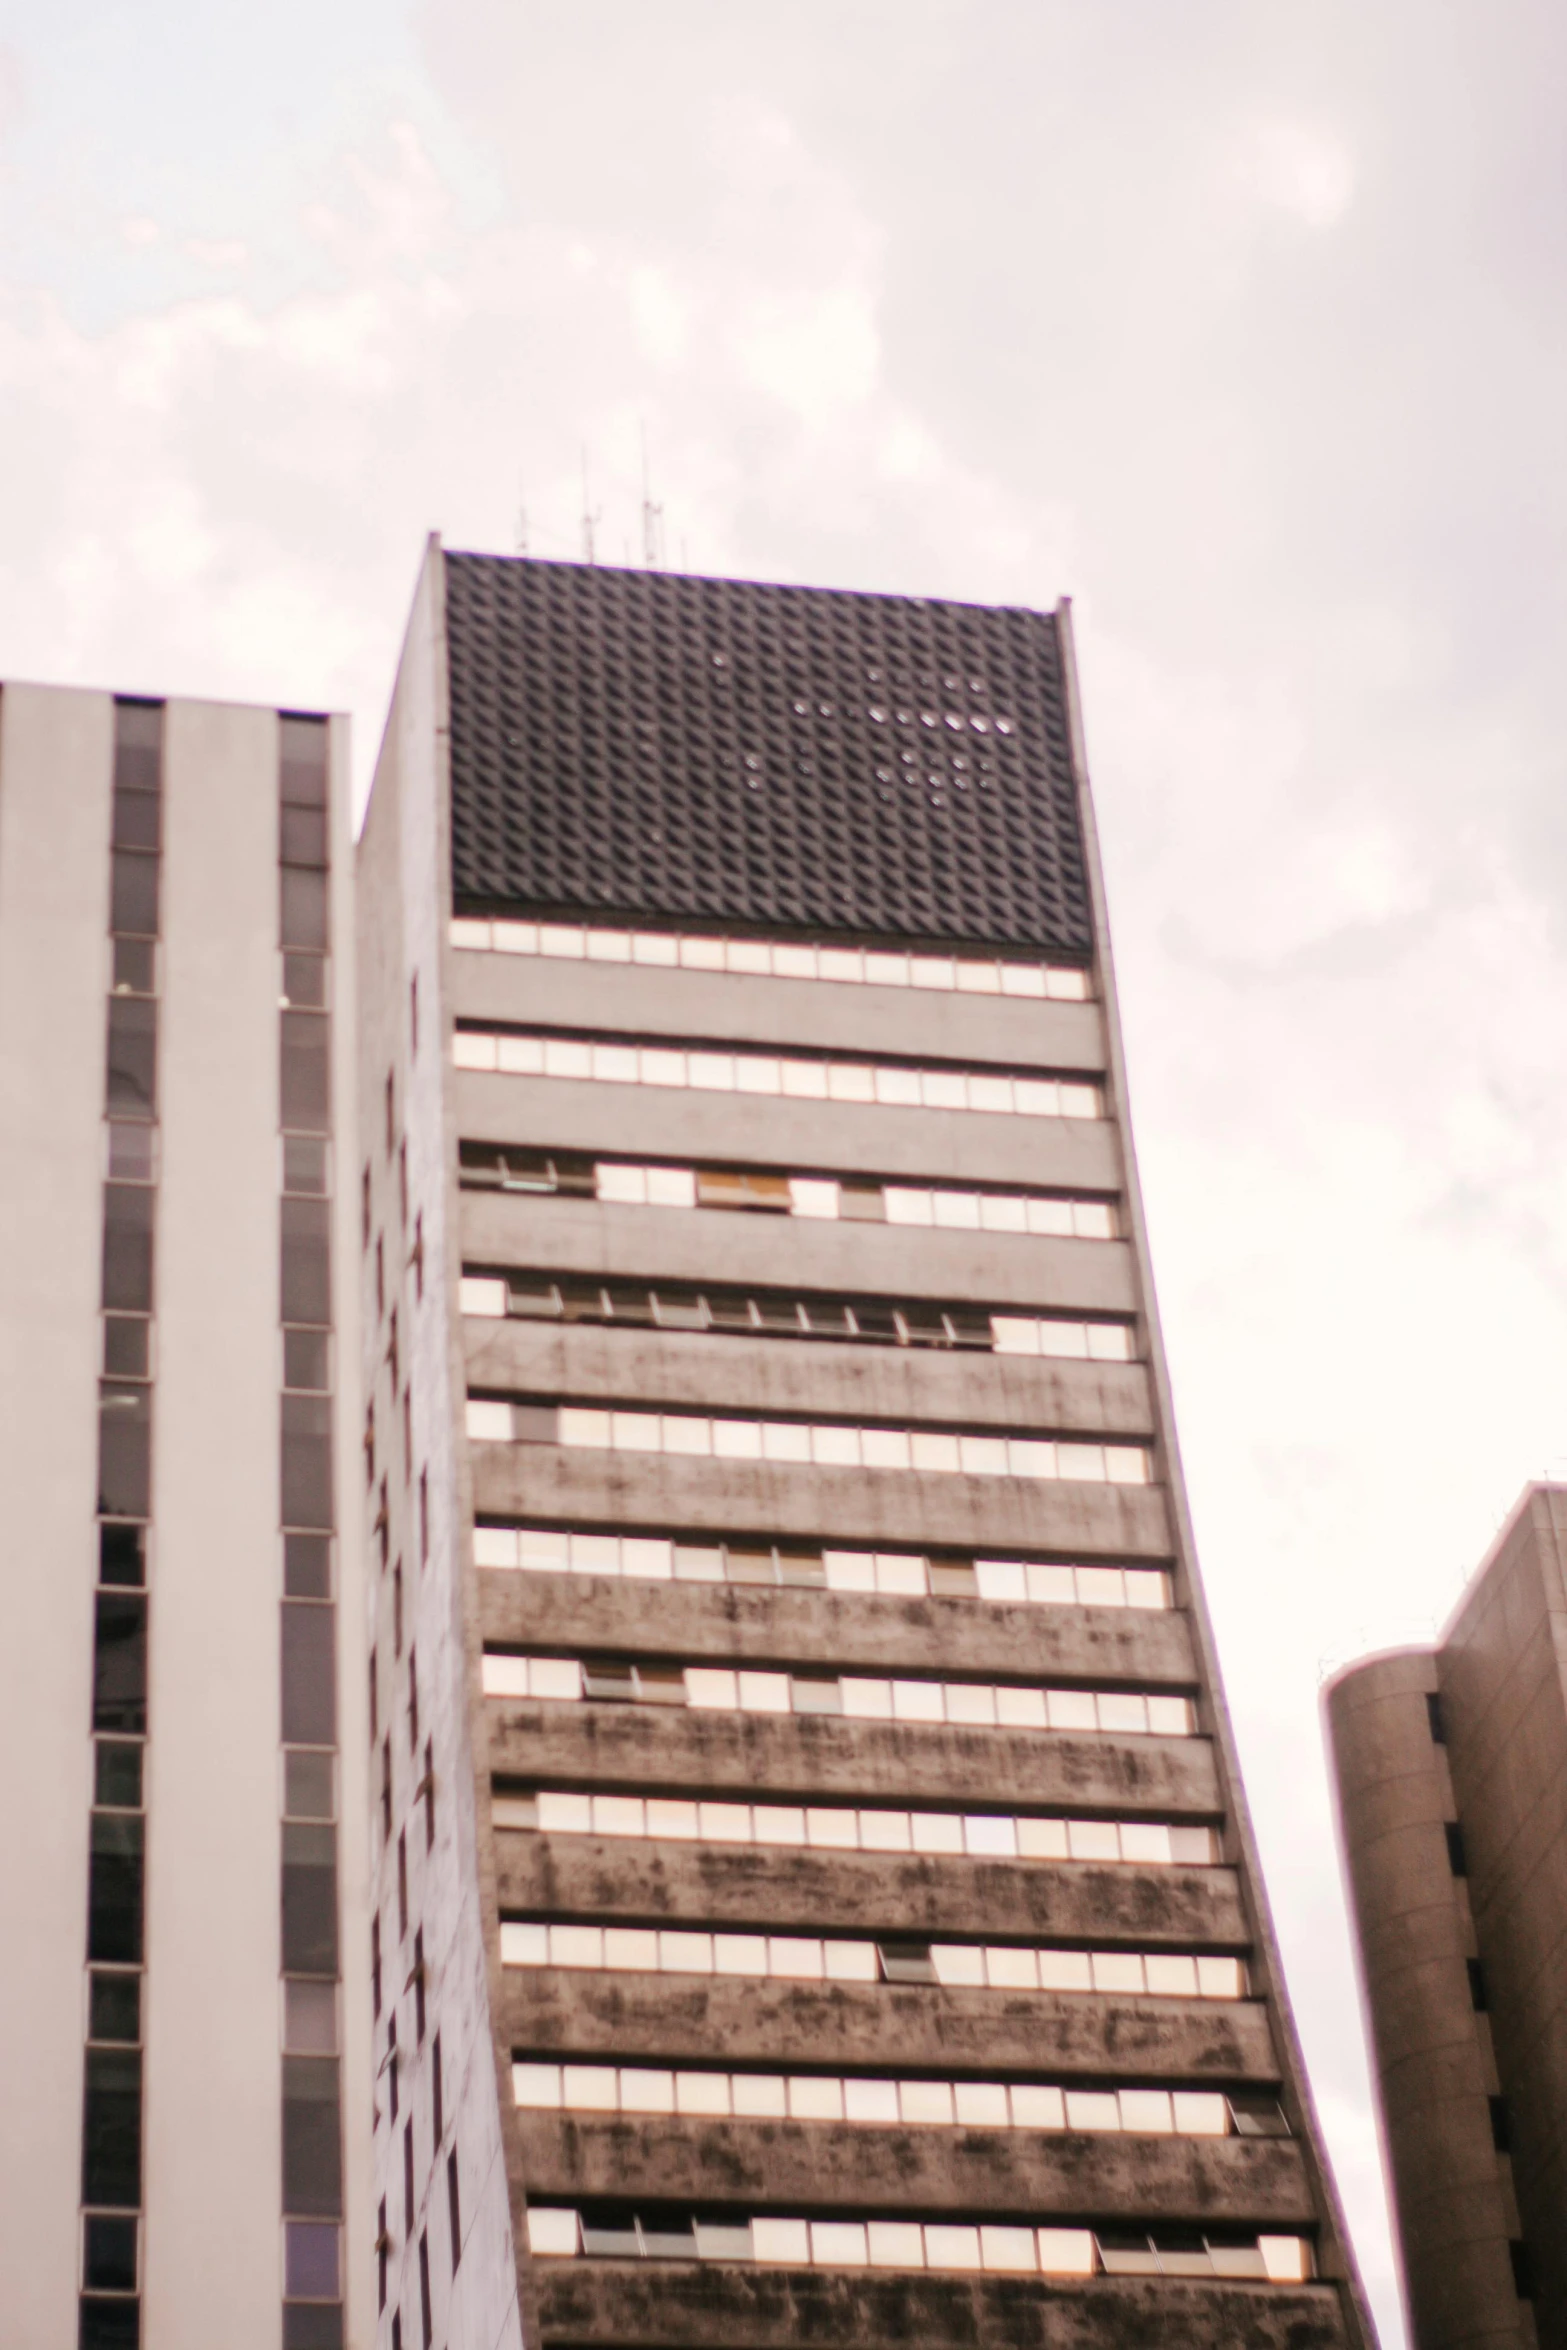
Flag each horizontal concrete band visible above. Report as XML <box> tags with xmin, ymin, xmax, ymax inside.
<box><xmin>450</xmin><ymin>952</ymin><xmax>1110</xmax><ymax>1071</ymax></box>
<box><xmin>532</xmin><ymin>2265</ymin><xmax>1347</xmax><ymax>2350</ymax></box>
<box><xmin>484</xmin><ymin>1707</ymin><xmax>1219</xmax><ymax>1812</ymax></box>
<box><xmin>470</xmin><ymin>1450</ymin><xmax>1173</xmax><ymax>1561</ymax></box>
<box><xmin>459</xmin><ymin>1193</ymin><xmax>1142</xmax><ymax>1317</ymax></box>
<box><xmin>495</xmin><ymin>1839</ymin><xmax>1247</xmax><ymax>1946</ymax></box>
<box><xmin>501</xmin><ymin>1974</ymin><xmax>1273</xmax><ymax>2078</ymax></box>
<box><xmin>476</xmin><ymin>1576</ymin><xmax>1197</xmax><ymax>1683</ymax></box>
<box><xmin>516</xmin><ymin>2113</ymin><xmax>1315</xmax><ymax>2223</ymax></box>
<box><xmin>454</xmin><ymin>1072</ymin><xmax>1123</xmax><ymax>1193</ymax></box>
<box><xmin>463</xmin><ymin>1321</ymin><xmax>1156</xmax><ymax>1439</ymax></box>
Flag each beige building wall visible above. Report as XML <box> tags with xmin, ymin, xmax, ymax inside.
<box><xmin>0</xmin><ymin>684</ymin><xmax>115</xmax><ymax>2348</ymax></box>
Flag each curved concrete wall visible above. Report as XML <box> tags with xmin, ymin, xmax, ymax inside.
<box><xmin>1325</xmin><ymin>1648</ymin><xmax>1529</xmax><ymax>2350</ymax></box>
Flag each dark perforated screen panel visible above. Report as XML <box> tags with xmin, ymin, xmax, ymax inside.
<box><xmin>444</xmin><ymin>553</ymin><xmax>1092</xmax><ymax>958</ymax></box>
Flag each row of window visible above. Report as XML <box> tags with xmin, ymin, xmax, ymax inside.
<box><xmin>460</xmin><ymin>1145</ymin><xmax>1119</xmax><ymax>1240</ymax></box>
<box><xmin>453</xmin><ymin>1029</ymin><xmax>1104</xmax><ymax>1122</ymax></box>
<box><xmin>525</xmin><ymin>2205</ymin><xmax>1314</xmax><ymax>2282</ymax></box>
<box><xmin>473</xmin><ymin>1527</ymin><xmax>1171</xmax><ymax>1611</ymax></box>
<box><xmin>460</xmin><ymin>1271</ymin><xmax>1134</xmax><ymax>1363</ymax></box>
<box><xmin>493</xmin><ymin>1788</ymin><xmax>1220</xmax><ymax>1868</ymax></box>
<box><xmin>467</xmin><ymin>1398</ymin><xmax>1151</xmax><ymax>1487</ymax></box>
<box><xmin>513</xmin><ymin>2060</ymin><xmax>1286</xmax><ymax>2140</ymax></box>
<box><xmin>84</xmin><ymin>700</ymin><xmax>162</xmax><ymax>2344</ymax></box>
<box><xmin>499</xmin><ymin>1921</ymin><xmax>1247</xmax><ymax>2000</ymax></box>
<box><xmin>450</xmin><ymin>915</ymin><xmax>1092</xmax><ymax>1000</ymax></box>
<box><xmin>278</xmin><ymin>714</ymin><xmax>346</xmax><ymax>2350</ymax></box>
<box><xmin>479</xmin><ymin>1654</ymin><xmax>1194</xmax><ymax>1738</ymax></box>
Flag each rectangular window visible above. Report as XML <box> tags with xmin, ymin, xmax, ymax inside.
<box><xmin>102</xmin><ymin>1186</ymin><xmax>154</xmax><ymax>1314</ymax></box>
<box><xmin>282</xmin><ymin>2056</ymin><xmax>343</xmax><ymax>2217</ymax></box>
<box><xmin>105</xmin><ymin>998</ymin><xmax>157</xmax><ymax>1118</ymax></box>
<box><xmin>403</xmin><ymin>2123</ymin><xmax>414</xmax><ymax>2233</ymax></box>
<box><xmin>413</xmin><ymin>1929</ymin><xmax>426</xmax><ymax>2043</ymax></box>
<box><xmin>87</xmin><ymin>1815</ymin><xmax>145</xmax><ymax>1965</ymax></box>
<box><xmin>281</xmin><ymin>1012</ymin><xmax>331</xmax><ymax>1134</ymax></box>
<box><xmin>281</xmin><ymin>1604</ymin><xmax>337</xmax><ymax>1745</ymax></box>
<box><xmin>282</xmin><ymin>1824</ymin><xmax>339</xmax><ymax>1977</ymax></box>
<box><xmin>419</xmin><ymin>2234</ymin><xmax>432</xmax><ymax>2349</ymax></box>
<box><xmin>82</xmin><ymin>2047</ymin><xmax>142</xmax><ymax>2208</ymax></box>
<box><xmin>98</xmin><ymin>1524</ymin><xmax>145</xmax><ymax>1588</ymax></box>
<box><xmin>1446</xmin><ymin>1822</ymin><xmax>1468</xmax><ymax>1877</ymax></box>
<box><xmin>397</xmin><ymin>1831</ymin><xmax>408</xmax><ymax>1939</ymax></box>
<box><xmin>447</xmin><ymin>2150</ymin><xmax>460</xmax><ymax>2272</ymax></box>
<box><xmin>97</xmin><ymin>1383</ymin><xmax>151</xmax><ymax>1520</ymax></box>
<box><xmin>109</xmin><ymin>851</ymin><xmax>159</xmax><ymax>939</ymax></box>
<box><xmin>432</xmin><ymin>2035</ymin><xmax>443</xmax><ymax>2146</ymax></box>
<box><xmin>281</xmin><ymin>868</ymin><xmax>329</xmax><ymax>951</ymax></box>
<box><xmin>93</xmin><ymin>1596</ymin><xmax>147</xmax><ymax>1735</ymax></box>
<box><xmin>89</xmin><ymin>1972</ymin><xmax>140</xmax><ymax>2045</ymax></box>
<box><xmin>281</xmin><ymin>1199</ymin><xmax>331</xmax><ymax>1325</ymax></box>
<box><xmin>282</xmin><ymin>1394</ymin><xmax>334</xmax><ymax>1531</ymax></box>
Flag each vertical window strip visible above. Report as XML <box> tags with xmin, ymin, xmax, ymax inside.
<box><xmin>82</xmin><ymin>696</ymin><xmax>163</xmax><ymax>2346</ymax></box>
<box><xmin>278</xmin><ymin>713</ymin><xmax>346</xmax><ymax>2350</ymax></box>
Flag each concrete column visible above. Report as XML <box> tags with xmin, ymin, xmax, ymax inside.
<box><xmin>1325</xmin><ymin>1647</ymin><xmax>1529</xmax><ymax>2349</ymax></box>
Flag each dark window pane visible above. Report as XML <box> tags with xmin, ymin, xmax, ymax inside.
<box><xmin>282</xmin><ymin>1824</ymin><xmax>339</xmax><ymax>1977</ymax></box>
<box><xmin>284</xmin><ymin>1136</ymin><xmax>330</xmax><ymax>1196</ymax></box>
<box><xmin>82</xmin><ymin>2046</ymin><xmax>141</xmax><ymax>2206</ymax></box>
<box><xmin>285</xmin><ymin>1329</ymin><xmax>330</xmax><ymax>1390</ymax></box>
<box><xmin>114</xmin><ymin>699</ymin><xmax>162</xmax><ymax>773</ymax></box>
<box><xmin>83</xmin><ymin>2214</ymin><xmax>138</xmax><ymax>2292</ymax></box>
<box><xmin>284</xmin><ymin>2306</ymin><xmax>344</xmax><ymax>2350</ymax></box>
<box><xmin>281</xmin><ymin>867</ymin><xmax>328</xmax><ymax>951</ymax></box>
<box><xmin>79</xmin><ymin>2296</ymin><xmax>141</xmax><ymax>2350</ymax></box>
<box><xmin>88</xmin><ymin>1814</ymin><xmax>144</xmax><ymax>1964</ymax></box>
<box><xmin>282</xmin><ymin>1199</ymin><xmax>331</xmax><ymax>1324</ymax></box>
<box><xmin>281</xmin><ymin>1013</ymin><xmax>331</xmax><ymax>1133</ymax></box>
<box><xmin>98</xmin><ymin>1384</ymin><xmax>150</xmax><ymax>1520</ymax></box>
<box><xmin>280</xmin><ymin>716</ymin><xmax>329</xmax><ymax>805</ymax></box>
<box><xmin>110</xmin><ymin>851</ymin><xmax>159</xmax><ymax>940</ymax></box>
<box><xmin>282</xmin><ymin>2055</ymin><xmax>342</xmax><ymax>2215</ymax></box>
<box><xmin>94</xmin><ymin>1741</ymin><xmax>143</xmax><ymax>1809</ymax></box>
<box><xmin>103</xmin><ymin>1319</ymin><xmax>150</xmax><ymax>1379</ymax></box>
<box><xmin>281</xmin><ymin>806</ymin><xmax>329</xmax><ymax>868</ymax></box>
<box><xmin>285</xmin><ymin>1751</ymin><xmax>335</xmax><ymax>1820</ymax></box>
<box><xmin>112</xmin><ymin>939</ymin><xmax>155</xmax><ymax>996</ymax></box>
<box><xmin>106</xmin><ymin>1123</ymin><xmax>155</xmax><ymax>1182</ymax></box>
<box><xmin>283</xmin><ymin>1604</ymin><xmax>336</xmax><ymax>1744</ymax></box>
<box><xmin>284</xmin><ymin>953</ymin><xmax>327</xmax><ymax>1009</ymax></box>
<box><xmin>285</xmin><ymin>2220</ymin><xmax>341</xmax><ymax>2297</ymax></box>
<box><xmin>285</xmin><ymin>1534</ymin><xmax>331</xmax><ymax>1599</ymax></box>
<box><xmin>89</xmin><ymin>1972</ymin><xmax>140</xmax><ymax>2044</ymax></box>
<box><xmin>282</xmin><ymin>1394</ymin><xmax>334</xmax><ymax>1531</ymax></box>
<box><xmin>112</xmin><ymin>790</ymin><xmax>159</xmax><ymax>851</ymax></box>
<box><xmin>99</xmin><ymin>1524</ymin><xmax>145</xmax><ymax>1588</ymax></box>
<box><xmin>93</xmin><ymin>1596</ymin><xmax>147</xmax><ymax>1735</ymax></box>
<box><xmin>102</xmin><ymin>1187</ymin><xmax>154</xmax><ymax>1314</ymax></box>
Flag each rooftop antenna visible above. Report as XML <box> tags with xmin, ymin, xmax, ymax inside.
<box><xmin>640</xmin><ymin>422</ymin><xmax>665</xmax><ymax>569</ymax></box>
<box><xmin>580</xmin><ymin>449</ymin><xmax>601</xmax><ymax>565</ymax></box>
<box><xmin>514</xmin><ymin>495</ymin><xmax>530</xmax><ymax>558</ymax></box>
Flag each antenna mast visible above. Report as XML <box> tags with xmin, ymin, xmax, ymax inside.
<box><xmin>640</xmin><ymin>422</ymin><xmax>665</xmax><ymax>569</ymax></box>
<box><xmin>580</xmin><ymin>449</ymin><xmax>601</xmax><ymax>565</ymax></box>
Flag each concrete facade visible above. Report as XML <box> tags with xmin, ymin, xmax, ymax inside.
<box><xmin>357</xmin><ymin>546</ymin><xmax>1372</xmax><ymax>2348</ymax></box>
<box><xmin>1328</xmin><ymin>1485</ymin><xmax>1567</xmax><ymax>2347</ymax></box>
<box><xmin>0</xmin><ymin>681</ymin><xmax>369</xmax><ymax>2350</ymax></box>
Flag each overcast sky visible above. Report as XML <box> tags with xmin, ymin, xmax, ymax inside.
<box><xmin>5</xmin><ymin>2</ymin><xmax>1565</xmax><ymax>2332</ymax></box>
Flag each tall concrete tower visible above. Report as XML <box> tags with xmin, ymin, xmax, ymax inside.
<box><xmin>358</xmin><ymin>542</ymin><xmax>1373</xmax><ymax>2350</ymax></box>
<box><xmin>0</xmin><ymin>684</ymin><xmax>371</xmax><ymax>2350</ymax></box>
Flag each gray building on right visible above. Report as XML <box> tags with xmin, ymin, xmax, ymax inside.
<box><xmin>1325</xmin><ymin>1483</ymin><xmax>1567</xmax><ymax>2349</ymax></box>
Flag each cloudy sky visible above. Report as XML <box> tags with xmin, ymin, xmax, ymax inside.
<box><xmin>4</xmin><ymin>1</ymin><xmax>1564</xmax><ymax>2330</ymax></box>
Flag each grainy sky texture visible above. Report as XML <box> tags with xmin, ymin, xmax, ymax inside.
<box><xmin>3</xmin><ymin>3</ymin><xmax>1565</xmax><ymax>2333</ymax></box>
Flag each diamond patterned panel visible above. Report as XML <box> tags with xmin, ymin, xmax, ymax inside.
<box><xmin>444</xmin><ymin>554</ymin><xmax>1092</xmax><ymax>959</ymax></box>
